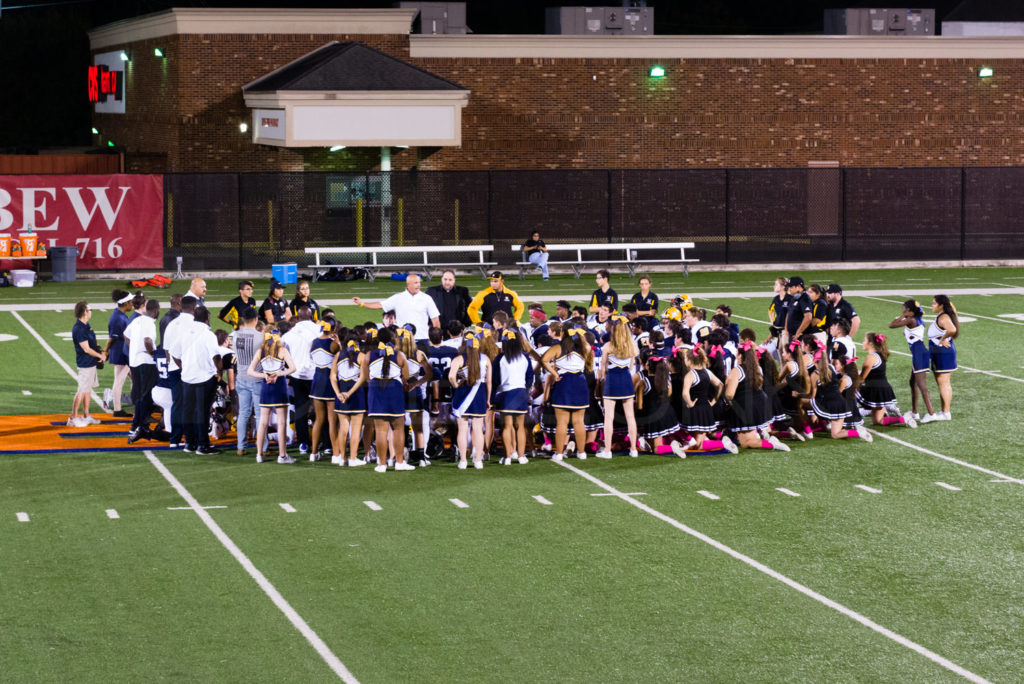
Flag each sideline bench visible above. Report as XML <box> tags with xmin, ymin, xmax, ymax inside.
<box><xmin>305</xmin><ymin>245</ymin><xmax>496</xmax><ymax>282</ymax></box>
<box><xmin>515</xmin><ymin>242</ymin><xmax>698</xmax><ymax>279</ymax></box>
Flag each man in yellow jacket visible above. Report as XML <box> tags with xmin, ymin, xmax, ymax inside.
<box><xmin>467</xmin><ymin>271</ymin><xmax>524</xmax><ymax>325</ymax></box>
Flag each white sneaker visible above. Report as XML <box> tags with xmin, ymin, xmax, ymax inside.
<box><xmin>255</xmin><ymin>452</ymin><xmax>265</xmax><ymax>463</ymax></box>
<box><xmin>517</xmin><ymin>455</ymin><xmax>529</xmax><ymax>464</ymax></box>
<box><xmin>637</xmin><ymin>437</ymin><xmax>651</xmax><ymax>452</ymax></box>
<box><xmin>857</xmin><ymin>429</ymin><xmax>873</xmax><ymax>443</ymax></box>
<box><xmin>683</xmin><ymin>436</ymin><xmax>698</xmax><ymax>450</ymax></box>
<box><xmin>786</xmin><ymin>427</ymin><xmax>806</xmax><ymax>442</ymax></box>
<box><xmin>309</xmin><ymin>451</ymin><xmax>321</xmax><ymax>462</ymax></box>
<box><xmin>859</xmin><ymin>407</ymin><xmax>872</xmax><ymax>417</ymax></box>
<box><xmin>374</xmin><ymin>463</ymin><xmax>387</xmax><ymax>473</ymax></box>
<box><xmin>498</xmin><ymin>457</ymin><xmax>509</xmax><ymax>465</ymax></box>
<box><xmin>721</xmin><ymin>435</ymin><xmax>739</xmax><ymax>454</ymax></box>
<box><xmin>920</xmin><ymin>413</ymin><xmax>939</xmax><ymax>424</ymax></box>
<box><xmin>940</xmin><ymin>411</ymin><xmax>952</xmax><ymax>421</ymax></box>
<box><xmin>670</xmin><ymin>441</ymin><xmax>688</xmax><ymax>458</ymax></box>
<box><xmin>909</xmin><ymin>412</ymin><xmax>921</xmax><ymax>421</ymax></box>
<box><xmin>804</xmin><ymin>427</ymin><xmax>814</xmax><ymax>440</ymax></box>
<box><xmin>768</xmin><ymin>435</ymin><xmax>791</xmax><ymax>452</ymax></box>
<box><xmin>72</xmin><ymin>416</ymin><xmax>89</xmax><ymax>428</ymax></box>
<box><xmin>277</xmin><ymin>454</ymin><xmax>296</xmax><ymax>464</ymax></box>
<box><xmin>395</xmin><ymin>462</ymin><xmax>416</xmax><ymax>471</ymax></box>
<box><xmin>565</xmin><ymin>441</ymin><xmax>576</xmax><ymax>456</ymax></box>
<box><xmin>595</xmin><ymin>450</ymin><xmax>612</xmax><ymax>459</ymax></box>
<box><xmin>628</xmin><ymin>450</ymin><xmax>639</xmax><ymax>458</ymax></box>
<box><xmin>457</xmin><ymin>460</ymin><xmax>468</xmax><ymax>470</ymax></box>
<box><xmin>331</xmin><ymin>454</ymin><xmax>342</xmax><ymax>465</ymax></box>
<box><xmin>551</xmin><ymin>453</ymin><xmax>564</xmax><ymax>462</ymax></box>
<box><xmin>902</xmin><ymin>411</ymin><xmax>918</xmax><ymax>429</ymax></box>
<box><xmin>347</xmin><ymin>458</ymin><xmax>365</xmax><ymax>467</ymax></box>
<box><xmin>386</xmin><ymin>456</ymin><xmax>395</xmax><ymax>467</ymax></box>
<box><xmin>577</xmin><ymin>452</ymin><xmax>587</xmax><ymax>460</ymax></box>
<box><xmin>103</xmin><ymin>388</ymin><xmax>113</xmax><ymax>411</ymax></box>
<box><xmin>84</xmin><ymin>415</ymin><xmax>101</xmax><ymax>425</ymax></box>
<box><xmin>472</xmin><ymin>458</ymin><xmax>483</xmax><ymax>470</ymax></box>
<box><xmin>66</xmin><ymin>416</ymin><xmax>77</xmax><ymax>427</ymax></box>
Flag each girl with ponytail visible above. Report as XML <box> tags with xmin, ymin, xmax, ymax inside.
<box><xmin>858</xmin><ymin>332</ymin><xmax>917</xmax><ymax>429</ymax></box>
<box><xmin>807</xmin><ymin>343</ymin><xmax>872</xmax><ymax>443</ymax></box>
<box><xmin>363</xmin><ymin>327</ymin><xmax>413</xmax><ymax>472</ymax></box>
<box><xmin>724</xmin><ymin>345</ymin><xmax>789</xmax><ymax>451</ymax></box>
<box><xmin>596</xmin><ymin>317</ymin><xmax>640</xmax><ymax>459</ymax></box>
<box><xmin>540</xmin><ymin>326</ymin><xmax>590</xmax><ymax>461</ymax></box>
<box><xmin>330</xmin><ymin>334</ymin><xmax>368</xmax><ymax>467</ymax></box>
<box><xmin>449</xmin><ymin>334</ymin><xmax>492</xmax><ymax>469</ymax></box>
<box><xmin>674</xmin><ymin>346</ymin><xmax>732</xmax><ymax>455</ymax></box>
<box><xmin>927</xmin><ymin>294</ymin><xmax>959</xmax><ymax>419</ymax></box>
<box><xmin>248</xmin><ymin>331</ymin><xmax>298</xmax><ymax>463</ymax></box>
<box><xmin>889</xmin><ymin>299</ymin><xmax>937</xmax><ymax>422</ymax></box>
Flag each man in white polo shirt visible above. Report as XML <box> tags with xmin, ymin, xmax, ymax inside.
<box><xmin>173</xmin><ymin>305</ymin><xmax>222</xmax><ymax>455</ymax></box>
<box><xmin>353</xmin><ymin>274</ymin><xmax>440</xmax><ymax>348</ymax></box>
<box><xmin>162</xmin><ymin>297</ymin><xmax>196</xmax><ymax>447</ymax></box>
<box><xmin>124</xmin><ymin>298</ymin><xmax>160</xmax><ymax>443</ymax></box>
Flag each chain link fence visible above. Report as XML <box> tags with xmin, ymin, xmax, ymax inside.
<box><xmin>162</xmin><ymin>168</ymin><xmax>1024</xmax><ymax>271</ymax></box>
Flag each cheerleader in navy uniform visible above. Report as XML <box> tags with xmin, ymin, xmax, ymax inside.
<box><xmin>364</xmin><ymin>329</ymin><xmax>413</xmax><ymax>472</ymax></box>
<box><xmin>889</xmin><ymin>299</ymin><xmax>937</xmax><ymax>423</ymax></box>
<box><xmin>724</xmin><ymin>345</ymin><xmax>790</xmax><ymax>451</ymax></box>
<box><xmin>674</xmin><ymin>347</ymin><xmax>728</xmax><ymax>455</ymax></box>
<box><xmin>856</xmin><ymin>332</ymin><xmax>916</xmax><ymax>429</ymax></box>
<box><xmin>809</xmin><ymin>350</ymin><xmax>871</xmax><ymax>442</ymax></box>
<box><xmin>596</xmin><ymin>316</ymin><xmax>640</xmax><ymax>458</ymax></box>
<box><xmin>540</xmin><ymin>326</ymin><xmax>591</xmax><ymax>461</ymax></box>
<box><xmin>928</xmin><ymin>295</ymin><xmax>959</xmax><ymax>420</ymax></box>
<box><xmin>247</xmin><ymin>332</ymin><xmax>297</xmax><ymax>464</ymax></box>
<box><xmin>308</xmin><ymin>320</ymin><xmax>340</xmax><ymax>462</ymax></box>
<box><xmin>330</xmin><ymin>335</ymin><xmax>367</xmax><ymax>467</ymax></box>
<box><xmin>493</xmin><ymin>329</ymin><xmax>533</xmax><ymax>465</ymax></box>
<box><xmin>449</xmin><ymin>335</ymin><xmax>492</xmax><ymax>469</ymax></box>
<box><xmin>397</xmin><ymin>326</ymin><xmax>433</xmax><ymax>466</ymax></box>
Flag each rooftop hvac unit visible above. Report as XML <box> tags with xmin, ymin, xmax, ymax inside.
<box><xmin>545</xmin><ymin>6</ymin><xmax>654</xmax><ymax>35</ymax></box>
<box><xmin>398</xmin><ymin>2</ymin><xmax>468</xmax><ymax>34</ymax></box>
<box><xmin>824</xmin><ymin>8</ymin><xmax>935</xmax><ymax>35</ymax></box>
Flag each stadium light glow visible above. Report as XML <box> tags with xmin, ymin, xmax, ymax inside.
<box><xmin>649</xmin><ymin>65</ymin><xmax>666</xmax><ymax>78</ymax></box>
<box><xmin>154</xmin><ymin>47</ymin><xmax>164</xmax><ymax>58</ymax></box>
<box><xmin>91</xmin><ymin>127</ymin><xmax>99</xmax><ymax>135</ymax></box>
<box><xmin>119</xmin><ymin>51</ymin><xmax>129</xmax><ymax>62</ymax></box>
<box><xmin>977</xmin><ymin>66</ymin><xmax>994</xmax><ymax>78</ymax></box>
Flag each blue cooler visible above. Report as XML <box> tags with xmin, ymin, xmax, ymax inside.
<box><xmin>272</xmin><ymin>263</ymin><xmax>297</xmax><ymax>285</ymax></box>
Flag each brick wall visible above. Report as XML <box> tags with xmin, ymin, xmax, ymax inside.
<box><xmin>95</xmin><ymin>34</ymin><xmax>1024</xmax><ymax>172</ymax></box>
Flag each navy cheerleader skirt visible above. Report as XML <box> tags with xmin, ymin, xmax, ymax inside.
<box><xmin>259</xmin><ymin>377</ymin><xmax>289</xmax><ymax>408</ymax></box>
<box><xmin>368</xmin><ymin>379</ymin><xmax>405</xmax><ymax>418</ymax></box>
<box><xmin>333</xmin><ymin>379</ymin><xmax>366</xmax><ymax>414</ymax></box>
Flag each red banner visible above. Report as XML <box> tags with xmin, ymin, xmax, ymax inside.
<box><xmin>0</xmin><ymin>174</ymin><xmax>163</xmax><ymax>269</ymax></box>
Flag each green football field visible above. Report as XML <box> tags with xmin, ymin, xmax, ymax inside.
<box><xmin>1</xmin><ymin>266</ymin><xmax>1022</xmax><ymax>682</ymax></box>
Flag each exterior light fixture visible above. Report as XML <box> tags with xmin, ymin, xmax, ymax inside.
<box><xmin>154</xmin><ymin>48</ymin><xmax>164</xmax><ymax>58</ymax></box>
<box><xmin>119</xmin><ymin>51</ymin><xmax>129</xmax><ymax>62</ymax></box>
<box><xmin>977</xmin><ymin>66</ymin><xmax>994</xmax><ymax>78</ymax></box>
<box><xmin>649</xmin><ymin>65</ymin><xmax>666</xmax><ymax>78</ymax></box>
<box><xmin>239</xmin><ymin>122</ymin><xmax>248</xmax><ymax>133</ymax></box>
<box><xmin>107</xmin><ymin>140</ymin><xmax>115</xmax><ymax>147</ymax></box>
<box><xmin>91</xmin><ymin>127</ymin><xmax>99</xmax><ymax>135</ymax></box>
<box><xmin>329</xmin><ymin>145</ymin><xmax>346</xmax><ymax>152</ymax></box>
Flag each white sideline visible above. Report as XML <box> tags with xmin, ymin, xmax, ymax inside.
<box><xmin>145</xmin><ymin>451</ymin><xmax>359</xmax><ymax>683</ymax></box>
<box><xmin>10</xmin><ymin>311</ymin><xmax>104</xmax><ymax>410</ymax></box>
<box><xmin>555</xmin><ymin>460</ymin><xmax>991</xmax><ymax>684</ymax></box>
<box><xmin>867</xmin><ymin>430</ymin><xmax>1024</xmax><ymax>486</ymax></box>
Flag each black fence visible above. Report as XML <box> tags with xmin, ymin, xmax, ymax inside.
<box><xmin>162</xmin><ymin>168</ymin><xmax>1024</xmax><ymax>271</ymax></box>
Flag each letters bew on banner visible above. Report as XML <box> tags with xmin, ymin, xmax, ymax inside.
<box><xmin>0</xmin><ymin>174</ymin><xmax>163</xmax><ymax>269</ymax></box>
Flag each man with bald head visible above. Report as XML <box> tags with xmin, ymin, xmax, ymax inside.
<box><xmin>354</xmin><ymin>274</ymin><xmax>440</xmax><ymax>347</ymax></box>
<box><xmin>181</xmin><ymin>278</ymin><xmax>207</xmax><ymax>308</ymax></box>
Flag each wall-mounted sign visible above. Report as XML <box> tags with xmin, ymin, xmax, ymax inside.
<box><xmin>253</xmin><ymin>109</ymin><xmax>286</xmax><ymax>142</ymax></box>
<box><xmin>90</xmin><ymin>50</ymin><xmax>127</xmax><ymax>114</ymax></box>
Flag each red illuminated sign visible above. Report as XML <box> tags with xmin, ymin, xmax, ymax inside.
<box><xmin>261</xmin><ymin>117</ymin><xmax>280</xmax><ymax>127</ymax></box>
<box><xmin>87</xmin><ymin>65</ymin><xmax>123</xmax><ymax>103</ymax></box>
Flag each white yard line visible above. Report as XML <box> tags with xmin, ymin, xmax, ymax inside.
<box><xmin>363</xmin><ymin>501</ymin><xmax>382</xmax><ymax>511</ymax></box>
<box><xmin>280</xmin><ymin>503</ymin><xmax>297</xmax><ymax>513</ymax></box>
<box><xmin>22</xmin><ymin>390</ymin><xmax>32</xmax><ymax>395</ymax></box>
<box><xmin>696</xmin><ymin>490</ymin><xmax>721</xmax><ymax>500</ymax></box>
<box><xmin>449</xmin><ymin>498</ymin><xmax>469</xmax><ymax>509</ymax></box>
<box><xmin>167</xmin><ymin>505</ymin><xmax>228</xmax><ymax>511</ymax></box>
<box><xmin>145</xmin><ymin>451</ymin><xmax>359</xmax><ymax>683</ymax></box>
<box><xmin>935</xmin><ymin>482</ymin><xmax>962</xmax><ymax>492</ymax></box>
<box><xmin>11</xmin><ymin>310</ymin><xmax>104</xmax><ymax>410</ymax></box>
<box><xmin>106</xmin><ymin>509</ymin><xmax>120</xmax><ymax>519</ymax></box>
<box><xmin>855</xmin><ymin>485</ymin><xmax>883</xmax><ymax>494</ymax></box>
<box><xmin>554</xmin><ymin>460</ymin><xmax>990</xmax><ymax>684</ymax></box>
<box><xmin>16</xmin><ymin>512</ymin><xmax>30</xmax><ymax>522</ymax></box>
<box><xmin>532</xmin><ymin>495</ymin><xmax>553</xmax><ymax>505</ymax></box>
<box><xmin>776</xmin><ymin>488</ymin><xmax>801</xmax><ymax>497</ymax></box>
<box><xmin>591</xmin><ymin>491</ymin><xmax>646</xmax><ymax>497</ymax></box>
<box><xmin>867</xmin><ymin>430</ymin><xmax>1024</xmax><ymax>486</ymax></box>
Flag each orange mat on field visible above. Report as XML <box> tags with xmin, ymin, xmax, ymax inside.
<box><xmin>0</xmin><ymin>414</ymin><xmax>237</xmax><ymax>454</ymax></box>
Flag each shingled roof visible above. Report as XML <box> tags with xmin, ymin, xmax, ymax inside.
<box><xmin>244</xmin><ymin>41</ymin><xmax>466</xmax><ymax>93</ymax></box>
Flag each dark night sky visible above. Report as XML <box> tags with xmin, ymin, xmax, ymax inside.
<box><xmin>0</xmin><ymin>0</ymin><xmax>975</xmax><ymax>149</ymax></box>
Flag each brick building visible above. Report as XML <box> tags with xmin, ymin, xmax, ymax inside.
<box><xmin>88</xmin><ymin>7</ymin><xmax>1024</xmax><ymax>173</ymax></box>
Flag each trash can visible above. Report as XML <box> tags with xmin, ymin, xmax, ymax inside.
<box><xmin>50</xmin><ymin>246</ymin><xmax>78</xmax><ymax>282</ymax></box>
